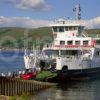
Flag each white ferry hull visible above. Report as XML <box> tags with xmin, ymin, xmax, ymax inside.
<box><xmin>55</xmin><ymin>56</ymin><xmax>100</xmax><ymax>80</ymax></box>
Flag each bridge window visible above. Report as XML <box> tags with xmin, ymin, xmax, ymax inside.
<box><xmin>65</xmin><ymin>26</ymin><xmax>78</xmax><ymax>31</ymax></box>
<box><xmin>75</xmin><ymin>41</ymin><xmax>80</xmax><ymax>45</ymax></box>
<box><xmin>53</xmin><ymin>27</ymin><xmax>58</xmax><ymax>32</ymax></box>
<box><xmin>65</xmin><ymin>27</ymin><xmax>68</xmax><ymax>31</ymax></box>
<box><xmin>60</xmin><ymin>41</ymin><xmax>65</xmax><ymax>45</ymax></box>
<box><xmin>83</xmin><ymin>41</ymin><xmax>88</xmax><ymax>45</ymax></box>
<box><xmin>74</xmin><ymin>26</ymin><xmax>78</xmax><ymax>30</ymax></box>
<box><xmin>67</xmin><ymin>41</ymin><xmax>73</xmax><ymax>45</ymax></box>
<box><xmin>69</xmin><ymin>27</ymin><xmax>73</xmax><ymax>31</ymax></box>
<box><xmin>58</xmin><ymin>27</ymin><xmax>64</xmax><ymax>32</ymax></box>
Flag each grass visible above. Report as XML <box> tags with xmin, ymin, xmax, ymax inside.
<box><xmin>36</xmin><ymin>71</ymin><xmax>57</xmax><ymax>81</ymax></box>
<box><xmin>9</xmin><ymin>94</ymin><xmax>31</xmax><ymax>100</ymax></box>
<box><xmin>0</xmin><ymin>94</ymin><xmax>31</xmax><ymax>100</ymax></box>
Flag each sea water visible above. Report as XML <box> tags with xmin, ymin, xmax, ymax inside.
<box><xmin>0</xmin><ymin>50</ymin><xmax>24</xmax><ymax>73</ymax></box>
<box><xmin>32</xmin><ymin>79</ymin><xmax>100</xmax><ymax>100</ymax></box>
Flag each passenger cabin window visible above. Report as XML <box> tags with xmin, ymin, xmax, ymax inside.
<box><xmin>58</xmin><ymin>27</ymin><xmax>64</xmax><ymax>32</ymax></box>
<box><xmin>75</xmin><ymin>41</ymin><xmax>80</xmax><ymax>45</ymax></box>
<box><xmin>61</xmin><ymin>50</ymin><xmax>78</xmax><ymax>56</ymax></box>
<box><xmin>83</xmin><ymin>41</ymin><xmax>88</xmax><ymax>45</ymax></box>
<box><xmin>67</xmin><ymin>41</ymin><xmax>73</xmax><ymax>45</ymax></box>
<box><xmin>60</xmin><ymin>41</ymin><xmax>65</xmax><ymax>45</ymax></box>
<box><xmin>53</xmin><ymin>27</ymin><xmax>57</xmax><ymax>32</ymax></box>
<box><xmin>61</xmin><ymin>50</ymin><xmax>66</xmax><ymax>55</ymax></box>
<box><xmin>52</xmin><ymin>50</ymin><xmax>59</xmax><ymax>56</ymax></box>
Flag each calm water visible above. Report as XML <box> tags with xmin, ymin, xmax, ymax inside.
<box><xmin>0</xmin><ymin>50</ymin><xmax>24</xmax><ymax>73</ymax></box>
<box><xmin>33</xmin><ymin>80</ymin><xmax>100</xmax><ymax>100</ymax></box>
<box><xmin>0</xmin><ymin>51</ymin><xmax>100</xmax><ymax>100</ymax></box>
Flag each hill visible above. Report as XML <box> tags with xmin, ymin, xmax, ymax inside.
<box><xmin>0</xmin><ymin>27</ymin><xmax>100</xmax><ymax>49</ymax></box>
<box><xmin>0</xmin><ymin>27</ymin><xmax>52</xmax><ymax>40</ymax></box>
<box><xmin>0</xmin><ymin>27</ymin><xmax>52</xmax><ymax>49</ymax></box>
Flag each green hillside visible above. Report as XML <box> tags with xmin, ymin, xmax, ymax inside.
<box><xmin>0</xmin><ymin>27</ymin><xmax>52</xmax><ymax>49</ymax></box>
<box><xmin>0</xmin><ymin>27</ymin><xmax>52</xmax><ymax>40</ymax></box>
<box><xmin>0</xmin><ymin>27</ymin><xmax>100</xmax><ymax>49</ymax></box>
<box><xmin>86</xmin><ymin>29</ymin><xmax>100</xmax><ymax>37</ymax></box>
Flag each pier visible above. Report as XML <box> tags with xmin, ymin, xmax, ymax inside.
<box><xmin>0</xmin><ymin>76</ymin><xmax>55</xmax><ymax>96</ymax></box>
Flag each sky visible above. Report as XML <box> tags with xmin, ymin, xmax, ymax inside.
<box><xmin>0</xmin><ymin>0</ymin><xmax>100</xmax><ymax>28</ymax></box>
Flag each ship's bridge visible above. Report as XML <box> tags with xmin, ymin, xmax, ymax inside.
<box><xmin>50</xmin><ymin>19</ymin><xmax>84</xmax><ymax>39</ymax></box>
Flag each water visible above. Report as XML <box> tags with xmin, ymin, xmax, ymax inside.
<box><xmin>0</xmin><ymin>51</ymin><xmax>100</xmax><ymax>100</ymax></box>
<box><xmin>0</xmin><ymin>50</ymin><xmax>24</xmax><ymax>73</ymax></box>
<box><xmin>33</xmin><ymin>80</ymin><xmax>100</xmax><ymax>100</ymax></box>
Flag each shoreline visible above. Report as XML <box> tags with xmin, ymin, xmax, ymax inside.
<box><xmin>0</xmin><ymin>95</ymin><xmax>9</xmax><ymax>100</ymax></box>
<box><xmin>0</xmin><ymin>48</ymin><xmax>25</xmax><ymax>52</ymax></box>
<box><xmin>0</xmin><ymin>94</ymin><xmax>31</xmax><ymax>100</ymax></box>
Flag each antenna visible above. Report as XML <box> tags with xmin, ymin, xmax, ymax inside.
<box><xmin>73</xmin><ymin>4</ymin><xmax>81</xmax><ymax>20</ymax></box>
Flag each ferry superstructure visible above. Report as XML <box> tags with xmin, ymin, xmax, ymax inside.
<box><xmin>24</xmin><ymin>5</ymin><xmax>100</xmax><ymax>80</ymax></box>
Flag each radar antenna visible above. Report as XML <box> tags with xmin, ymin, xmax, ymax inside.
<box><xmin>73</xmin><ymin>4</ymin><xmax>81</xmax><ymax>20</ymax></box>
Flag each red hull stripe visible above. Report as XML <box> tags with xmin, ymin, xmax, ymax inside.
<box><xmin>54</xmin><ymin>45</ymin><xmax>94</xmax><ymax>48</ymax></box>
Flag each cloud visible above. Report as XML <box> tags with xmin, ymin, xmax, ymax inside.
<box><xmin>73</xmin><ymin>17</ymin><xmax>100</xmax><ymax>29</ymax></box>
<box><xmin>17</xmin><ymin>0</ymin><xmax>51</xmax><ymax>11</ymax></box>
<box><xmin>84</xmin><ymin>17</ymin><xmax>100</xmax><ymax>29</ymax></box>
<box><xmin>0</xmin><ymin>16</ymin><xmax>100</xmax><ymax>29</ymax></box>
<box><xmin>3</xmin><ymin>0</ymin><xmax>51</xmax><ymax>11</ymax></box>
<box><xmin>0</xmin><ymin>16</ymin><xmax>50</xmax><ymax>28</ymax></box>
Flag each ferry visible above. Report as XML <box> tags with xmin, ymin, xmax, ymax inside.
<box><xmin>24</xmin><ymin>5</ymin><xmax>100</xmax><ymax>80</ymax></box>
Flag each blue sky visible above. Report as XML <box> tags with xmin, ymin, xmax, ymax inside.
<box><xmin>0</xmin><ymin>0</ymin><xmax>100</xmax><ymax>19</ymax></box>
<box><xmin>0</xmin><ymin>0</ymin><xmax>100</xmax><ymax>28</ymax></box>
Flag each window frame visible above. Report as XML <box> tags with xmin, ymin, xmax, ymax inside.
<box><xmin>58</xmin><ymin>27</ymin><xmax>64</xmax><ymax>32</ymax></box>
<box><xmin>67</xmin><ymin>41</ymin><xmax>73</xmax><ymax>45</ymax></box>
<box><xmin>83</xmin><ymin>40</ymin><xmax>89</xmax><ymax>45</ymax></box>
<box><xmin>53</xmin><ymin>27</ymin><xmax>58</xmax><ymax>32</ymax></box>
<box><xmin>60</xmin><ymin>41</ymin><xmax>65</xmax><ymax>45</ymax></box>
<box><xmin>75</xmin><ymin>41</ymin><xmax>80</xmax><ymax>45</ymax></box>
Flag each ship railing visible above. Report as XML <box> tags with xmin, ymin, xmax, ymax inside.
<box><xmin>60</xmin><ymin>55</ymin><xmax>91</xmax><ymax>61</ymax></box>
<box><xmin>38</xmin><ymin>53</ymin><xmax>53</xmax><ymax>60</ymax></box>
<box><xmin>51</xmin><ymin>55</ymin><xmax>59</xmax><ymax>59</ymax></box>
<box><xmin>82</xmin><ymin>31</ymin><xmax>89</xmax><ymax>37</ymax></box>
<box><xmin>81</xmin><ymin>54</ymin><xmax>91</xmax><ymax>61</ymax></box>
<box><xmin>54</xmin><ymin>55</ymin><xmax>80</xmax><ymax>59</ymax></box>
<box><xmin>82</xmin><ymin>57</ymin><xmax>91</xmax><ymax>60</ymax></box>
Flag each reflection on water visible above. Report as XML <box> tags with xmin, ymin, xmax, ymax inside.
<box><xmin>32</xmin><ymin>79</ymin><xmax>100</xmax><ymax>100</ymax></box>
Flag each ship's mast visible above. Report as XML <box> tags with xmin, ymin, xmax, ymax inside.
<box><xmin>73</xmin><ymin>4</ymin><xmax>81</xmax><ymax>20</ymax></box>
